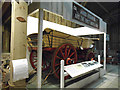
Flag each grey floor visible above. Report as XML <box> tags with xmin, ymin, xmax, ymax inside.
<box><xmin>27</xmin><ymin>64</ymin><xmax>120</xmax><ymax>88</ymax></box>
<box><xmin>85</xmin><ymin>64</ymin><xmax>119</xmax><ymax>88</ymax></box>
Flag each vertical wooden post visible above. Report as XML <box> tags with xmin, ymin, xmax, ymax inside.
<box><xmin>0</xmin><ymin>5</ymin><xmax>2</xmax><ymax>88</ymax></box>
<box><xmin>9</xmin><ymin>0</ymin><xmax>28</xmax><ymax>87</ymax></box>
<box><xmin>37</xmin><ymin>9</ymin><xmax>43</xmax><ymax>88</ymax></box>
<box><xmin>0</xmin><ymin>20</ymin><xmax>2</xmax><ymax>89</ymax></box>
<box><xmin>0</xmin><ymin>22</ymin><xmax>2</xmax><ymax>62</ymax></box>
<box><xmin>0</xmin><ymin>0</ymin><xmax>2</xmax><ymax>61</ymax></box>
<box><xmin>10</xmin><ymin>0</ymin><xmax>28</xmax><ymax>60</ymax></box>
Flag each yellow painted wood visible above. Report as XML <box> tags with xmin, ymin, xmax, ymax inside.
<box><xmin>28</xmin><ymin>28</ymin><xmax>94</xmax><ymax>49</ymax></box>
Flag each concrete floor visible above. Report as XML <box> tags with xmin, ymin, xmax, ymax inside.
<box><xmin>27</xmin><ymin>69</ymin><xmax>60</xmax><ymax>88</ymax></box>
<box><xmin>27</xmin><ymin>64</ymin><xmax>120</xmax><ymax>89</ymax></box>
<box><xmin>85</xmin><ymin>64</ymin><xmax>119</xmax><ymax>88</ymax></box>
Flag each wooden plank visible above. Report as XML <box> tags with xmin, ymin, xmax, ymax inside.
<box><xmin>57</xmin><ymin>16</ymin><xmax>60</xmax><ymax>24</ymax></box>
<box><xmin>43</xmin><ymin>11</ymin><xmax>45</xmax><ymax>20</ymax></box>
<box><xmin>43</xmin><ymin>29</ymin><xmax>94</xmax><ymax>48</ymax></box>
<box><xmin>67</xmin><ymin>20</ymin><xmax>71</xmax><ymax>27</ymax></box>
<box><xmin>29</xmin><ymin>28</ymin><xmax>94</xmax><ymax>49</ymax></box>
<box><xmin>2</xmin><ymin>27</ymin><xmax>10</xmax><ymax>53</ymax></box>
<box><xmin>51</xmin><ymin>13</ymin><xmax>54</xmax><ymax>23</ymax></box>
<box><xmin>56</xmin><ymin>16</ymin><xmax>59</xmax><ymax>24</ymax></box>
<box><xmin>45</xmin><ymin>11</ymin><xmax>49</xmax><ymax>21</ymax></box>
<box><xmin>60</xmin><ymin>17</ymin><xmax>62</xmax><ymax>25</ymax></box>
<box><xmin>0</xmin><ymin>25</ymin><xmax>2</xmax><ymax>64</ymax></box>
<box><xmin>71</xmin><ymin>22</ymin><xmax>75</xmax><ymax>28</ymax></box>
<box><xmin>48</xmin><ymin>12</ymin><xmax>52</xmax><ymax>22</ymax></box>
<box><xmin>64</xmin><ymin>19</ymin><xmax>67</xmax><ymax>26</ymax></box>
<box><xmin>54</xmin><ymin>14</ymin><xmax>57</xmax><ymax>23</ymax></box>
<box><xmin>10</xmin><ymin>0</ymin><xmax>28</xmax><ymax>60</ymax></box>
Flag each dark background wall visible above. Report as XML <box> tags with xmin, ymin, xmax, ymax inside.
<box><xmin>108</xmin><ymin>23</ymin><xmax>120</xmax><ymax>50</ymax></box>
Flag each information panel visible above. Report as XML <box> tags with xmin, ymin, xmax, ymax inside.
<box><xmin>64</xmin><ymin>60</ymin><xmax>103</xmax><ymax>77</ymax></box>
<box><xmin>72</xmin><ymin>2</ymin><xmax>99</xmax><ymax>29</ymax></box>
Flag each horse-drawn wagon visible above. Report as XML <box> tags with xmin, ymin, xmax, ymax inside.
<box><xmin>27</xmin><ymin>28</ymin><xmax>96</xmax><ymax>79</ymax></box>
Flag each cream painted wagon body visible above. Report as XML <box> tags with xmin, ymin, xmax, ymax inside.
<box><xmin>27</xmin><ymin>28</ymin><xmax>95</xmax><ymax>79</ymax></box>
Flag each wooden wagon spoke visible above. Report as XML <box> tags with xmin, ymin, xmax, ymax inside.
<box><xmin>65</xmin><ymin>46</ymin><xmax>68</xmax><ymax>58</ymax></box>
<box><xmin>71</xmin><ymin>58</ymin><xmax>75</xmax><ymax>60</ymax></box>
<box><xmin>33</xmin><ymin>60</ymin><xmax>37</xmax><ymax>63</ymax></box>
<box><xmin>55</xmin><ymin>63</ymin><xmax>60</xmax><ymax>67</ymax></box>
<box><xmin>59</xmin><ymin>49</ymin><xmax>65</xmax><ymax>59</ymax></box>
<box><xmin>56</xmin><ymin>69</ymin><xmax>60</xmax><ymax>74</ymax></box>
<box><xmin>67</xmin><ymin>47</ymin><xmax>71</xmax><ymax>56</ymax></box>
<box><xmin>34</xmin><ymin>63</ymin><xmax>37</xmax><ymax>65</ymax></box>
<box><xmin>33</xmin><ymin>59</ymin><xmax>37</xmax><ymax>61</ymax></box>
<box><xmin>69</xmin><ymin>52</ymin><xmax>75</xmax><ymax>58</ymax></box>
<box><xmin>56</xmin><ymin>56</ymin><xmax>63</xmax><ymax>60</ymax></box>
<box><xmin>30</xmin><ymin>50</ymin><xmax>51</xmax><ymax>71</ymax></box>
<box><xmin>33</xmin><ymin>57</ymin><xmax>36</xmax><ymax>59</ymax></box>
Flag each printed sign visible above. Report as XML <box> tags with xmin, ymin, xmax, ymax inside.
<box><xmin>73</xmin><ymin>3</ymin><xmax>99</xmax><ymax>29</ymax></box>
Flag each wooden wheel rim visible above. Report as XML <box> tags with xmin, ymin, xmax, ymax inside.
<box><xmin>30</xmin><ymin>50</ymin><xmax>50</xmax><ymax>71</ymax></box>
<box><xmin>30</xmin><ymin>50</ymin><xmax>37</xmax><ymax>70</ymax></box>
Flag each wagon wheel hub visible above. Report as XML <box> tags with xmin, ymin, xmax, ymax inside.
<box><xmin>65</xmin><ymin>58</ymin><xmax>74</xmax><ymax>65</ymax></box>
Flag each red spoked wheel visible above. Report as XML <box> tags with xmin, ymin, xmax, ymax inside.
<box><xmin>30</xmin><ymin>50</ymin><xmax>51</xmax><ymax>71</ymax></box>
<box><xmin>52</xmin><ymin>43</ymin><xmax>77</xmax><ymax>79</ymax></box>
<box><xmin>87</xmin><ymin>52</ymin><xmax>95</xmax><ymax>60</ymax></box>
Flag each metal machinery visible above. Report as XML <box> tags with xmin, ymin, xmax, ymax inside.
<box><xmin>27</xmin><ymin>28</ymin><xmax>97</xmax><ymax>79</ymax></box>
